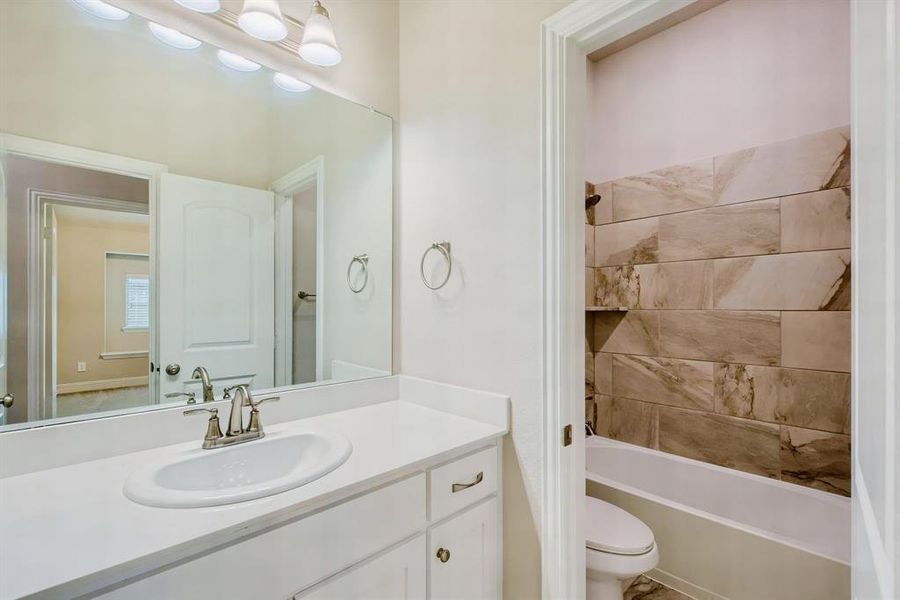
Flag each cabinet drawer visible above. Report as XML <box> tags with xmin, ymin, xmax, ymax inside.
<box><xmin>429</xmin><ymin>446</ymin><xmax>497</xmax><ymax>522</ymax></box>
<box><xmin>97</xmin><ymin>474</ymin><xmax>426</xmax><ymax>600</ymax></box>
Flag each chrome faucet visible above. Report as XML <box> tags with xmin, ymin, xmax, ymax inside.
<box><xmin>224</xmin><ymin>384</ymin><xmax>250</xmax><ymax>436</ymax></box>
<box><xmin>191</xmin><ymin>367</ymin><xmax>215</xmax><ymax>403</ymax></box>
<box><xmin>184</xmin><ymin>384</ymin><xmax>279</xmax><ymax>449</ymax></box>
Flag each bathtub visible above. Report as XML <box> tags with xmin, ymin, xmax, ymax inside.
<box><xmin>585</xmin><ymin>437</ymin><xmax>850</xmax><ymax>600</ymax></box>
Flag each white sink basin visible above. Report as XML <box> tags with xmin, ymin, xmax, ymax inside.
<box><xmin>124</xmin><ymin>431</ymin><xmax>352</xmax><ymax>508</ymax></box>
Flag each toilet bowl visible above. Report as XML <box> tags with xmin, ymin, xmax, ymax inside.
<box><xmin>585</xmin><ymin>496</ymin><xmax>658</xmax><ymax>600</ymax></box>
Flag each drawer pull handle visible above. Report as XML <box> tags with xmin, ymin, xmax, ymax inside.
<box><xmin>436</xmin><ymin>547</ymin><xmax>451</xmax><ymax>563</ymax></box>
<box><xmin>451</xmin><ymin>471</ymin><xmax>484</xmax><ymax>493</ymax></box>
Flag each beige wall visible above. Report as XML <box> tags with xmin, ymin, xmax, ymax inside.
<box><xmin>0</xmin><ymin>0</ymin><xmax>272</xmax><ymax>189</ymax></box>
<box><xmin>56</xmin><ymin>213</ymin><xmax>150</xmax><ymax>386</ymax></box>
<box><xmin>398</xmin><ymin>1</ymin><xmax>570</xmax><ymax>597</ymax></box>
<box><xmin>586</xmin><ymin>0</ymin><xmax>850</xmax><ymax>182</ymax></box>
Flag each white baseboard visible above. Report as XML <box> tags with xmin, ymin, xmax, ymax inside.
<box><xmin>57</xmin><ymin>376</ymin><xmax>148</xmax><ymax>395</ymax></box>
<box><xmin>646</xmin><ymin>568</ymin><xmax>728</xmax><ymax>600</ymax></box>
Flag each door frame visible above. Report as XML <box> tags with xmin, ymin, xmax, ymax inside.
<box><xmin>0</xmin><ymin>133</ymin><xmax>167</xmax><ymax>421</ymax></box>
<box><xmin>850</xmin><ymin>1</ymin><xmax>899</xmax><ymax>598</ymax></box>
<box><xmin>26</xmin><ymin>191</ymin><xmax>150</xmax><ymax>419</ymax></box>
<box><xmin>271</xmin><ymin>155</ymin><xmax>326</xmax><ymax>386</ymax></box>
<box><xmin>539</xmin><ymin>3</ymin><xmax>696</xmax><ymax>596</ymax></box>
<box><xmin>0</xmin><ymin>157</ymin><xmax>7</xmax><ymax>425</ymax></box>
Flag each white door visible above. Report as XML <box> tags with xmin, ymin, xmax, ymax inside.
<box><xmin>851</xmin><ymin>1</ymin><xmax>899</xmax><ymax>598</ymax></box>
<box><xmin>158</xmin><ymin>173</ymin><xmax>275</xmax><ymax>401</ymax></box>
<box><xmin>429</xmin><ymin>498</ymin><xmax>499</xmax><ymax>600</ymax></box>
<box><xmin>0</xmin><ymin>160</ymin><xmax>8</xmax><ymax>424</ymax></box>
<box><xmin>295</xmin><ymin>535</ymin><xmax>425</xmax><ymax>600</ymax></box>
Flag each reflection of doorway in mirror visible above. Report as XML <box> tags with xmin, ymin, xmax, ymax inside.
<box><xmin>273</xmin><ymin>156</ymin><xmax>325</xmax><ymax>388</ymax></box>
<box><xmin>292</xmin><ymin>187</ymin><xmax>317</xmax><ymax>384</ymax></box>
<box><xmin>45</xmin><ymin>204</ymin><xmax>151</xmax><ymax>419</ymax></box>
<box><xmin>2</xmin><ymin>152</ymin><xmax>150</xmax><ymax>424</ymax></box>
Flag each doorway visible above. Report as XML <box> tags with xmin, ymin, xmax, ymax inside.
<box><xmin>539</xmin><ymin>1</ymin><xmax>899</xmax><ymax>598</ymax></box>
<box><xmin>37</xmin><ymin>200</ymin><xmax>151</xmax><ymax>418</ymax></box>
<box><xmin>273</xmin><ymin>156</ymin><xmax>325</xmax><ymax>388</ymax></box>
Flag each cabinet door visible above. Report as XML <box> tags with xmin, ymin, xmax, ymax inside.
<box><xmin>297</xmin><ymin>535</ymin><xmax>425</xmax><ymax>600</ymax></box>
<box><xmin>429</xmin><ymin>498</ymin><xmax>498</xmax><ymax>600</ymax></box>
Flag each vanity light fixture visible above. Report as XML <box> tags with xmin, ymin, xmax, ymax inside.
<box><xmin>216</xmin><ymin>49</ymin><xmax>262</xmax><ymax>72</ymax></box>
<box><xmin>173</xmin><ymin>0</ymin><xmax>221</xmax><ymax>13</ymax></box>
<box><xmin>148</xmin><ymin>22</ymin><xmax>202</xmax><ymax>50</ymax></box>
<box><xmin>72</xmin><ymin>0</ymin><xmax>129</xmax><ymax>21</ymax></box>
<box><xmin>238</xmin><ymin>0</ymin><xmax>288</xmax><ymax>42</ymax></box>
<box><xmin>273</xmin><ymin>72</ymin><xmax>311</xmax><ymax>93</ymax></box>
<box><xmin>298</xmin><ymin>1</ymin><xmax>342</xmax><ymax>67</ymax></box>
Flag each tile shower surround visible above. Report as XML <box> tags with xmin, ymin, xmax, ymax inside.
<box><xmin>585</xmin><ymin>126</ymin><xmax>851</xmax><ymax>496</ymax></box>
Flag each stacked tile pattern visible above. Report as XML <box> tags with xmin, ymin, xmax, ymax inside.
<box><xmin>585</xmin><ymin>126</ymin><xmax>851</xmax><ymax>496</ymax></box>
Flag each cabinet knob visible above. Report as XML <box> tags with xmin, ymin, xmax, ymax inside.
<box><xmin>436</xmin><ymin>547</ymin><xmax>450</xmax><ymax>563</ymax></box>
<box><xmin>1</xmin><ymin>393</ymin><xmax>13</xmax><ymax>408</ymax></box>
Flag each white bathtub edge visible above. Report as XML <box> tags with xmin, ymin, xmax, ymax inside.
<box><xmin>585</xmin><ymin>437</ymin><xmax>850</xmax><ymax>566</ymax></box>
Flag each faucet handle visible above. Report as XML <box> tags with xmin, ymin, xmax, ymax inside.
<box><xmin>184</xmin><ymin>407</ymin><xmax>217</xmax><ymax>416</ymax></box>
<box><xmin>166</xmin><ymin>391</ymin><xmax>196</xmax><ymax>405</ymax></box>
<box><xmin>246</xmin><ymin>397</ymin><xmax>279</xmax><ymax>434</ymax></box>
<box><xmin>250</xmin><ymin>395</ymin><xmax>280</xmax><ymax>408</ymax></box>
<box><xmin>183</xmin><ymin>407</ymin><xmax>223</xmax><ymax>446</ymax></box>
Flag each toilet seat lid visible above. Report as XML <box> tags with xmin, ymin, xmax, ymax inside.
<box><xmin>585</xmin><ymin>496</ymin><xmax>655</xmax><ymax>555</ymax></box>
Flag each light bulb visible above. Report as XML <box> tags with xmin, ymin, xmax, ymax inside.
<box><xmin>216</xmin><ymin>49</ymin><xmax>261</xmax><ymax>72</ymax></box>
<box><xmin>238</xmin><ymin>0</ymin><xmax>288</xmax><ymax>42</ymax></box>
<box><xmin>173</xmin><ymin>0</ymin><xmax>220</xmax><ymax>13</ymax></box>
<box><xmin>148</xmin><ymin>22</ymin><xmax>202</xmax><ymax>50</ymax></box>
<box><xmin>72</xmin><ymin>0</ymin><xmax>130</xmax><ymax>21</ymax></box>
<box><xmin>298</xmin><ymin>1</ymin><xmax>342</xmax><ymax>67</ymax></box>
<box><xmin>273</xmin><ymin>73</ymin><xmax>311</xmax><ymax>93</ymax></box>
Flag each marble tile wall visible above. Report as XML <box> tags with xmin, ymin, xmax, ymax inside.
<box><xmin>584</xmin><ymin>126</ymin><xmax>852</xmax><ymax>496</ymax></box>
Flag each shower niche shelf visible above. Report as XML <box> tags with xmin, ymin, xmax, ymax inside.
<box><xmin>586</xmin><ymin>306</ymin><xmax>629</xmax><ymax>312</ymax></box>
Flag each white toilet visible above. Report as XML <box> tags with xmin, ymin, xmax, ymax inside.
<box><xmin>585</xmin><ymin>496</ymin><xmax>659</xmax><ymax>600</ymax></box>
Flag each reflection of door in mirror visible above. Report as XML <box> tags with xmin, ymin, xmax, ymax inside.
<box><xmin>1</xmin><ymin>155</ymin><xmax>151</xmax><ymax>424</ymax></box>
<box><xmin>157</xmin><ymin>173</ymin><xmax>275</xmax><ymax>400</ymax></box>
<box><xmin>292</xmin><ymin>186</ymin><xmax>318</xmax><ymax>385</ymax></box>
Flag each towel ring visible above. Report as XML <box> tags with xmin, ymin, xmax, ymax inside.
<box><xmin>420</xmin><ymin>242</ymin><xmax>452</xmax><ymax>290</ymax></box>
<box><xmin>347</xmin><ymin>254</ymin><xmax>369</xmax><ymax>293</ymax></box>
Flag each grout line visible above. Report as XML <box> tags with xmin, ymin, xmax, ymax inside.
<box><xmin>595</xmin><ymin>184</ymin><xmax>850</xmax><ymax>226</ymax></box>
<box><xmin>597</xmin><ymin>349</ymin><xmax>850</xmax><ymax>376</ymax></box>
<box><xmin>595</xmin><ymin>245</ymin><xmax>852</xmax><ymax>270</ymax></box>
<box><xmin>611</xmin><ymin>394</ymin><xmax>850</xmax><ymax>437</ymax></box>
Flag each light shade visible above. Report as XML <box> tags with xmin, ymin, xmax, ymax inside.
<box><xmin>216</xmin><ymin>49</ymin><xmax>261</xmax><ymax>72</ymax></box>
<box><xmin>173</xmin><ymin>0</ymin><xmax>220</xmax><ymax>13</ymax></box>
<box><xmin>238</xmin><ymin>0</ymin><xmax>288</xmax><ymax>42</ymax></box>
<box><xmin>273</xmin><ymin>72</ymin><xmax>311</xmax><ymax>93</ymax></box>
<box><xmin>148</xmin><ymin>22</ymin><xmax>202</xmax><ymax>50</ymax></box>
<box><xmin>298</xmin><ymin>1</ymin><xmax>341</xmax><ymax>67</ymax></box>
<box><xmin>72</xmin><ymin>0</ymin><xmax>129</xmax><ymax>21</ymax></box>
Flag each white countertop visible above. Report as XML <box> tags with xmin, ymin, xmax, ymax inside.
<box><xmin>0</xmin><ymin>400</ymin><xmax>506</xmax><ymax>599</ymax></box>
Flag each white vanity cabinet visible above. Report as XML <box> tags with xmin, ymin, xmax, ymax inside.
<box><xmin>94</xmin><ymin>443</ymin><xmax>501</xmax><ymax>600</ymax></box>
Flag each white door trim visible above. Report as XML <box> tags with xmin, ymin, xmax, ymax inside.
<box><xmin>0</xmin><ymin>156</ymin><xmax>7</xmax><ymax>425</ymax></box>
<box><xmin>1</xmin><ymin>133</ymin><xmax>167</xmax><ymax>421</ymax></box>
<box><xmin>26</xmin><ymin>190</ymin><xmax>149</xmax><ymax>420</ymax></box>
<box><xmin>539</xmin><ymin>2</ymin><xmax>713</xmax><ymax>598</ymax></box>
<box><xmin>850</xmin><ymin>1</ymin><xmax>899</xmax><ymax>598</ymax></box>
<box><xmin>271</xmin><ymin>156</ymin><xmax>326</xmax><ymax>385</ymax></box>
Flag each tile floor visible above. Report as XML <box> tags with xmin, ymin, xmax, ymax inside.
<box><xmin>624</xmin><ymin>575</ymin><xmax>695</xmax><ymax>600</ymax></box>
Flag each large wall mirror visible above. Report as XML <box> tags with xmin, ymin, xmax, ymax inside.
<box><xmin>0</xmin><ymin>0</ymin><xmax>392</xmax><ymax>429</ymax></box>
